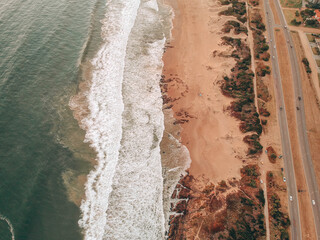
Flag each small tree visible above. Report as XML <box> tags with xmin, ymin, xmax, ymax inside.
<box><xmin>295</xmin><ymin>10</ymin><xmax>300</xmax><ymax>17</ymax></box>
<box><xmin>305</xmin><ymin>19</ymin><xmax>319</xmax><ymax>28</ymax></box>
<box><xmin>291</xmin><ymin>19</ymin><xmax>301</xmax><ymax>26</ymax></box>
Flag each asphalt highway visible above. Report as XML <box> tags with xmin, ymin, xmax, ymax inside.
<box><xmin>263</xmin><ymin>0</ymin><xmax>320</xmax><ymax>239</ymax></box>
<box><xmin>263</xmin><ymin>0</ymin><xmax>302</xmax><ymax>239</ymax></box>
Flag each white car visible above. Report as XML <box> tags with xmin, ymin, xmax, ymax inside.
<box><xmin>272</xmin><ymin>56</ymin><xmax>275</xmax><ymax>59</ymax></box>
<box><xmin>312</xmin><ymin>200</ymin><xmax>316</xmax><ymax>205</ymax></box>
<box><xmin>283</xmin><ymin>177</ymin><xmax>286</xmax><ymax>182</ymax></box>
<box><xmin>290</xmin><ymin>196</ymin><xmax>293</xmax><ymax>201</ymax></box>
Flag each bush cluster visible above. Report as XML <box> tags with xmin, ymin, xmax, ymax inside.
<box><xmin>224</xmin><ymin>191</ymin><xmax>266</xmax><ymax>239</ymax></box>
<box><xmin>253</xmin><ymin>31</ymin><xmax>270</xmax><ymax>61</ymax></box>
<box><xmin>221</xmin><ymin>37</ymin><xmax>263</xmax><ymax>144</ymax></box>
<box><xmin>249</xmin><ymin>0</ymin><xmax>259</xmax><ymax>6</ymax></box>
<box><xmin>291</xmin><ymin>19</ymin><xmax>301</xmax><ymax>26</ymax></box>
<box><xmin>251</xmin><ymin>13</ymin><xmax>266</xmax><ymax>31</ymax></box>
<box><xmin>269</xmin><ymin>194</ymin><xmax>290</xmax><ymax>239</ymax></box>
<box><xmin>300</xmin><ymin>9</ymin><xmax>315</xmax><ymax>21</ymax></box>
<box><xmin>306</xmin><ymin>2</ymin><xmax>320</xmax><ymax>9</ymax></box>
<box><xmin>256</xmin><ymin>64</ymin><xmax>271</xmax><ymax>76</ymax></box>
<box><xmin>302</xmin><ymin>57</ymin><xmax>312</xmax><ymax>74</ymax></box>
<box><xmin>219</xmin><ymin>0</ymin><xmax>247</xmax><ymax>23</ymax></box>
<box><xmin>244</xmin><ymin>134</ymin><xmax>263</xmax><ymax>154</ymax></box>
<box><xmin>305</xmin><ymin>19</ymin><xmax>320</xmax><ymax>28</ymax></box>
<box><xmin>222</xmin><ymin>20</ymin><xmax>248</xmax><ymax>35</ymax></box>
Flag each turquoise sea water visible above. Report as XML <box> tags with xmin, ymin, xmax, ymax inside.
<box><xmin>0</xmin><ymin>0</ymin><xmax>106</xmax><ymax>239</ymax></box>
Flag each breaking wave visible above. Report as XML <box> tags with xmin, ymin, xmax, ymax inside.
<box><xmin>69</xmin><ymin>0</ymin><xmax>175</xmax><ymax>239</ymax></box>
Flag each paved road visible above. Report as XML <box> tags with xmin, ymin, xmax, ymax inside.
<box><xmin>264</xmin><ymin>0</ymin><xmax>320</xmax><ymax>239</ymax></box>
<box><xmin>272</xmin><ymin>0</ymin><xmax>320</xmax><ymax>238</ymax></box>
<box><xmin>263</xmin><ymin>1</ymin><xmax>302</xmax><ymax>239</ymax></box>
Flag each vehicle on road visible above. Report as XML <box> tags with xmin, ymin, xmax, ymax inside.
<box><xmin>283</xmin><ymin>177</ymin><xmax>286</xmax><ymax>182</ymax></box>
<box><xmin>298</xmin><ymin>96</ymin><xmax>301</xmax><ymax>101</ymax></box>
<box><xmin>280</xmin><ymin>106</ymin><xmax>283</xmax><ymax>110</ymax></box>
<box><xmin>296</xmin><ymin>106</ymin><xmax>300</xmax><ymax>110</ymax></box>
<box><xmin>312</xmin><ymin>200</ymin><xmax>316</xmax><ymax>205</ymax></box>
<box><xmin>272</xmin><ymin>56</ymin><xmax>275</xmax><ymax>59</ymax></box>
<box><xmin>290</xmin><ymin>196</ymin><xmax>293</xmax><ymax>201</ymax></box>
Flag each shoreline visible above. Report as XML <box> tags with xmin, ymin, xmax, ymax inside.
<box><xmin>160</xmin><ymin>0</ymin><xmax>290</xmax><ymax>238</ymax></box>
<box><xmin>161</xmin><ymin>0</ymin><xmax>248</xmax><ymax>183</ymax></box>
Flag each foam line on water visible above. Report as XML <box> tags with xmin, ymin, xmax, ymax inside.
<box><xmin>76</xmin><ymin>1</ymin><xmax>140</xmax><ymax>239</ymax></box>
<box><xmin>0</xmin><ymin>214</ymin><xmax>15</xmax><ymax>240</ymax></box>
<box><xmin>101</xmin><ymin>0</ymin><xmax>167</xmax><ymax>238</ymax></box>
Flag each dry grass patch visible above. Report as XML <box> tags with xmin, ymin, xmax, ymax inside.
<box><xmin>306</xmin><ymin>33</ymin><xmax>315</xmax><ymax>43</ymax></box>
<box><xmin>280</xmin><ymin>0</ymin><xmax>302</xmax><ymax>8</ymax></box>
<box><xmin>312</xmin><ymin>47</ymin><xmax>320</xmax><ymax>55</ymax></box>
<box><xmin>283</xmin><ymin>9</ymin><xmax>303</xmax><ymax>26</ymax></box>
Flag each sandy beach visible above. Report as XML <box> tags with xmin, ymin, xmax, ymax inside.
<box><xmin>162</xmin><ymin>0</ymin><xmax>248</xmax><ymax>183</ymax></box>
<box><xmin>160</xmin><ymin>0</ymin><xmax>293</xmax><ymax>238</ymax></box>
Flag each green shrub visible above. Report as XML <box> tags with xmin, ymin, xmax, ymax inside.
<box><xmin>305</xmin><ymin>19</ymin><xmax>319</xmax><ymax>28</ymax></box>
<box><xmin>256</xmin><ymin>189</ymin><xmax>265</xmax><ymax>206</ymax></box>
<box><xmin>291</xmin><ymin>19</ymin><xmax>301</xmax><ymax>26</ymax></box>
<box><xmin>302</xmin><ymin>57</ymin><xmax>312</xmax><ymax>74</ymax></box>
<box><xmin>248</xmin><ymin>179</ymin><xmax>257</xmax><ymax>188</ymax></box>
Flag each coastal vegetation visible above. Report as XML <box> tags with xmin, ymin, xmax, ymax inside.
<box><xmin>266</xmin><ymin>146</ymin><xmax>278</xmax><ymax>163</ymax></box>
<box><xmin>222</xmin><ymin>20</ymin><xmax>248</xmax><ymax>35</ymax></box>
<box><xmin>251</xmin><ymin>12</ymin><xmax>266</xmax><ymax>31</ymax></box>
<box><xmin>249</xmin><ymin>0</ymin><xmax>260</xmax><ymax>7</ymax></box>
<box><xmin>267</xmin><ymin>172</ymin><xmax>291</xmax><ymax>239</ymax></box>
<box><xmin>253</xmin><ymin>31</ymin><xmax>270</xmax><ymax>61</ymax></box>
<box><xmin>250</xmin><ymin>11</ymin><xmax>270</xmax><ymax>62</ymax></box>
<box><xmin>249</xmin><ymin>8</ymin><xmax>272</xmax><ymax>130</ymax></box>
<box><xmin>166</xmin><ymin>1</ymin><xmax>270</xmax><ymax>239</ymax></box>
<box><xmin>220</xmin><ymin>36</ymin><xmax>263</xmax><ymax>152</ymax></box>
<box><xmin>168</xmin><ymin>165</ymin><xmax>266</xmax><ymax>239</ymax></box>
<box><xmin>302</xmin><ymin>57</ymin><xmax>312</xmax><ymax>74</ymax></box>
<box><xmin>219</xmin><ymin>0</ymin><xmax>247</xmax><ymax>23</ymax></box>
<box><xmin>244</xmin><ymin>134</ymin><xmax>263</xmax><ymax>154</ymax></box>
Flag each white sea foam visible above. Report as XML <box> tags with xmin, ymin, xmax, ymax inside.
<box><xmin>102</xmin><ymin>0</ymin><xmax>167</xmax><ymax>238</ymax></box>
<box><xmin>76</xmin><ymin>1</ymin><xmax>140</xmax><ymax>239</ymax></box>
<box><xmin>71</xmin><ymin>0</ymin><xmax>188</xmax><ymax>238</ymax></box>
<box><xmin>0</xmin><ymin>214</ymin><xmax>15</xmax><ymax>240</ymax></box>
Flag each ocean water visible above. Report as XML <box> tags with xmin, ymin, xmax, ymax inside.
<box><xmin>0</xmin><ymin>0</ymin><xmax>190</xmax><ymax>239</ymax></box>
<box><xmin>0</xmin><ymin>0</ymin><xmax>104</xmax><ymax>239</ymax></box>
